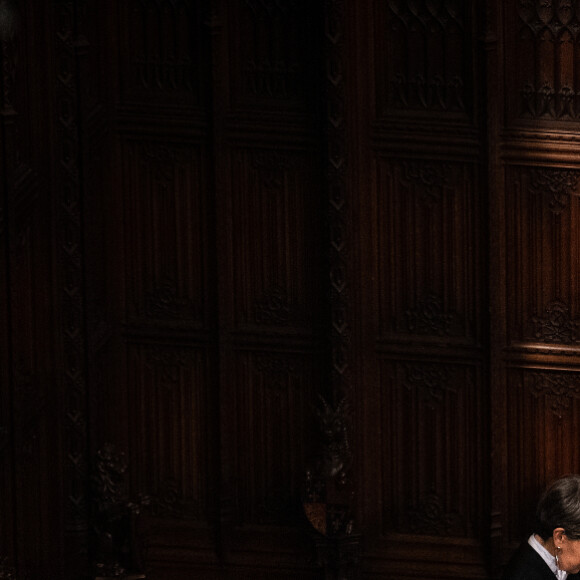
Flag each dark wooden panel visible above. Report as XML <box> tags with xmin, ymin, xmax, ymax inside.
<box><xmin>505</xmin><ymin>367</ymin><xmax>580</xmax><ymax>543</ymax></box>
<box><xmin>373</xmin><ymin>157</ymin><xmax>484</xmax><ymax>348</ymax></box>
<box><xmin>0</xmin><ymin>2</ymin><xmax>67</xmax><ymax>578</ymax></box>
<box><xmin>0</xmin><ymin>73</ymin><xmax>15</xmax><ymax>570</ymax></box>
<box><xmin>357</xmin><ymin>1</ymin><xmax>490</xmax><ymax>577</ymax></box>
<box><xmin>504</xmin><ymin>165</ymin><xmax>580</xmax><ymax>349</ymax></box>
<box><xmin>372</xmin><ymin>0</ymin><xmax>478</xmax><ymax>124</ymax></box>
<box><xmin>225</xmin><ymin>146</ymin><xmax>325</xmax><ymax>334</ymax></box>
<box><xmin>225</xmin><ymin>0</ymin><xmax>321</xmax><ymax>114</ymax></box>
<box><xmin>224</xmin><ymin>349</ymin><xmax>320</xmax><ymax>524</ymax></box>
<box><xmin>52</xmin><ymin>3</ymin><xmax>92</xmax><ymax>575</ymax></box>
<box><xmin>115</xmin><ymin>0</ymin><xmax>207</xmax><ymax>111</ymax></box>
<box><xmin>491</xmin><ymin>2</ymin><xmax>580</xmax><ymax>572</ymax></box>
<box><xmin>9</xmin><ymin>191</ymin><xmax>62</xmax><ymax>579</ymax></box>
<box><xmin>120</xmin><ymin>138</ymin><xmax>214</xmax><ymax>331</ymax></box>
<box><xmin>378</xmin><ymin>357</ymin><xmax>487</xmax><ymax>538</ymax></box>
<box><xmin>126</xmin><ymin>342</ymin><xmax>218</xmax><ymax>521</ymax></box>
<box><xmin>507</xmin><ymin>1</ymin><xmax>580</xmax><ymax>126</ymax></box>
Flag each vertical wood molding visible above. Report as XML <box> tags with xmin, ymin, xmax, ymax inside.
<box><xmin>325</xmin><ymin>0</ymin><xmax>350</xmax><ymax>420</ymax></box>
<box><xmin>486</xmin><ymin>0</ymin><xmax>506</xmax><ymax>573</ymax></box>
<box><xmin>55</xmin><ymin>2</ymin><xmax>90</xmax><ymax>576</ymax></box>
<box><xmin>0</xmin><ymin>28</ymin><xmax>16</xmax><ymax>578</ymax></box>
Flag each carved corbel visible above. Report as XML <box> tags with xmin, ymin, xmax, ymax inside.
<box><xmin>91</xmin><ymin>444</ymin><xmax>150</xmax><ymax>580</ymax></box>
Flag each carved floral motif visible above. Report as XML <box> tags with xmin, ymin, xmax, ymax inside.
<box><xmin>527</xmin><ymin>371</ymin><xmax>580</xmax><ymax>419</ymax></box>
<box><xmin>406</xmin><ymin>492</ymin><xmax>464</xmax><ymax>536</ymax></box>
<box><xmin>145</xmin><ymin>279</ymin><xmax>195</xmax><ymax>320</ymax></box>
<box><xmin>528</xmin><ymin>168</ymin><xmax>579</xmax><ymax>214</ymax></box>
<box><xmin>255</xmin><ymin>286</ymin><xmax>290</xmax><ymax>325</ymax></box>
<box><xmin>405</xmin><ymin>293</ymin><xmax>456</xmax><ymax>336</ymax></box>
<box><xmin>403</xmin><ymin>363</ymin><xmax>457</xmax><ymax>408</ymax></box>
<box><xmin>254</xmin><ymin>353</ymin><xmax>298</xmax><ymax>393</ymax></box>
<box><xmin>252</xmin><ymin>151</ymin><xmax>292</xmax><ymax>191</ymax></box>
<box><xmin>402</xmin><ymin>162</ymin><xmax>450</xmax><ymax>205</ymax></box>
<box><xmin>532</xmin><ymin>300</ymin><xmax>580</xmax><ymax>343</ymax></box>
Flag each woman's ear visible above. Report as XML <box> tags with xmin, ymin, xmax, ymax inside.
<box><xmin>554</xmin><ymin>527</ymin><xmax>566</xmax><ymax>545</ymax></box>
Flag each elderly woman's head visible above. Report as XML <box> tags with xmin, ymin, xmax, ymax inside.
<box><xmin>536</xmin><ymin>474</ymin><xmax>580</xmax><ymax>540</ymax></box>
<box><xmin>535</xmin><ymin>475</ymin><xmax>580</xmax><ymax>574</ymax></box>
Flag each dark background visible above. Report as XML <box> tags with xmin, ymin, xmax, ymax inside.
<box><xmin>1</xmin><ymin>1</ymin><xmax>580</xmax><ymax>578</ymax></box>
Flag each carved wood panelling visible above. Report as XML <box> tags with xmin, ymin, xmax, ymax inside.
<box><xmin>227</xmin><ymin>147</ymin><xmax>324</xmax><ymax>332</ymax></box>
<box><xmin>373</xmin><ymin>0</ymin><xmax>476</xmax><ymax>122</ymax></box>
<box><xmin>7</xmin><ymin>199</ymin><xmax>62</xmax><ymax>577</ymax></box>
<box><xmin>324</xmin><ymin>0</ymin><xmax>352</xmax><ymax>412</ymax></box>
<box><xmin>374</xmin><ymin>158</ymin><xmax>483</xmax><ymax>346</ymax></box>
<box><xmin>227</xmin><ymin>0</ymin><xmax>319</xmax><ymax>112</ymax></box>
<box><xmin>227</xmin><ymin>349</ymin><xmax>319</xmax><ymax>524</ymax></box>
<box><xmin>505</xmin><ymin>367</ymin><xmax>580</xmax><ymax>542</ymax></box>
<box><xmin>127</xmin><ymin>343</ymin><xmax>217</xmax><ymax>521</ymax></box>
<box><xmin>10</xmin><ymin>0</ymin><xmax>580</xmax><ymax>577</ymax></box>
<box><xmin>1</xmin><ymin>12</ymin><xmax>32</xmax><ymax>179</ymax></box>
<box><xmin>505</xmin><ymin>165</ymin><xmax>580</xmax><ymax>345</ymax></box>
<box><xmin>0</xmin><ymin>199</ymin><xmax>13</xmax><ymax>572</ymax></box>
<box><xmin>378</xmin><ymin>358</ymin><xmax>486</xmax><ymax>539</ymax></box>
<box><xmin>54</xmin><ymin>3</ymin><xmax>91</xmax><ymax>575</ymax></box>
<box><xmin>121</xmin><ymin>139</ymin><xmax>212</xmax><ymax>330</ymax></box>
<box><xmin>510</xmin><ymin>0</ymin><xmax>580</xmax><ymax>124</ymax></box>
<box><xmin>1</xmin><ymin>2</ymin><xmax>66</xmax><ymax>575</ymax></box>
<box><xmin>116</xmin><ymin>0</ymin><xmax>206</xmax><ymax>109</ymax></box>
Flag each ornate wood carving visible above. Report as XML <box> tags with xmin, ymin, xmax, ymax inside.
<box><xmin>303</xmin><ymin>395</ymin><xmax>360</xmax><ymax>579</ymax></box>
<box><xmin>532</xmin><ymin>300</ymin><xmax>580</xmax><ymax>343</ymax></box>
<box><xmin>376</xmin><ymin>159</ymin><xmax>480</xmax><ymax>344</ymax></box>
<box><xmin>128</xmin><ymin>344</ymin><xmax>214</xmax><ymax>522</ymax></box>
<box><xmin>119</xmin><ymin>0</ymin><xmax>202</xmax><ymax>106</ymax></box>
<box><xmin>376</xmin><ymin>0</ymin><xmax>470</xmax><ymax>117</ymax></box>
<box><xmin>380</xmin><ymin>359</ymin><xmax>484</xmax><ymax>540</ymax></box>
<box><xmin>325</xmin><ymin>0</ymin><xmax>350</xmax><ymax>404</ymax></box>
<box><xmin>529</xmin><ymin>167</ymin><xmax>579</xmax><ymax>214</ymax></box>
<box><xmin>55</xmin><ymin>3</ymin><xmax>90</xmax><ymax>573</ymax></box>
<box><xmin>507</xmin><ymin>166</ymin><xmax>580</xmax><ymax>345</ymax></box>
<box><xmin>122</xmin><ymin>140</ymin><xmax>210</xmax><ymax>328</ymax></box>
<box><xmin>229</xmin><ymin>147</ymin><xmax>322</xmax><ymax>330</ymax></box>
<box><xmin>92</xmin><ymin>445</ymin><xmax>149</xmax><ymax>578</ymax></box>
<box><xmin>401</xmin><ymin>161</ymin><xmax>450</xmax><ymax>205</ymax></box>
<box><xmin>403</xmin><ymin>362</ymin><xmax>458</xmax><ymax>408</ymax></box>
<box><xmin>226</xmin><ymin>349</ymin><xmax>319</xmax><ymax>525</ymax></box>
<box><xmin>505</xmin><ymin>368</ymin><xmax>580</xmax><ymax>543</ymax></box>
<box><xmin>406</xmin><ymin>492</ymin><xmax>464</xmax><ymax>536</ymax></box>
<box><xmin>0</xmin><ymin>559</ymin><xmax>16</xmax><ymax>580</ymax></box>
<box><xmin>527</xmin><ymin>370</ymin><xmax>580</xmax><ymax>419</ymax></box>
<box><xmin>405</xmin><ymin>293</ymin><xmax>456</xmax><ymax>337</ymax></box>
<box><xmin>516</xmin><ymin>0</ymin><xmax>580</xmax><ymax>121</ymax></box>
<box><xmin>231</xmin><ymin>0</ymin><xmax>314</xmax><ymax>108</ymax></box>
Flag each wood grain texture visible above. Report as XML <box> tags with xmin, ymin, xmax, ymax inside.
<box><xmin>7</xmin><ymin>1</ymin><xmax>580</xmax><ymax>579</ymax></box>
